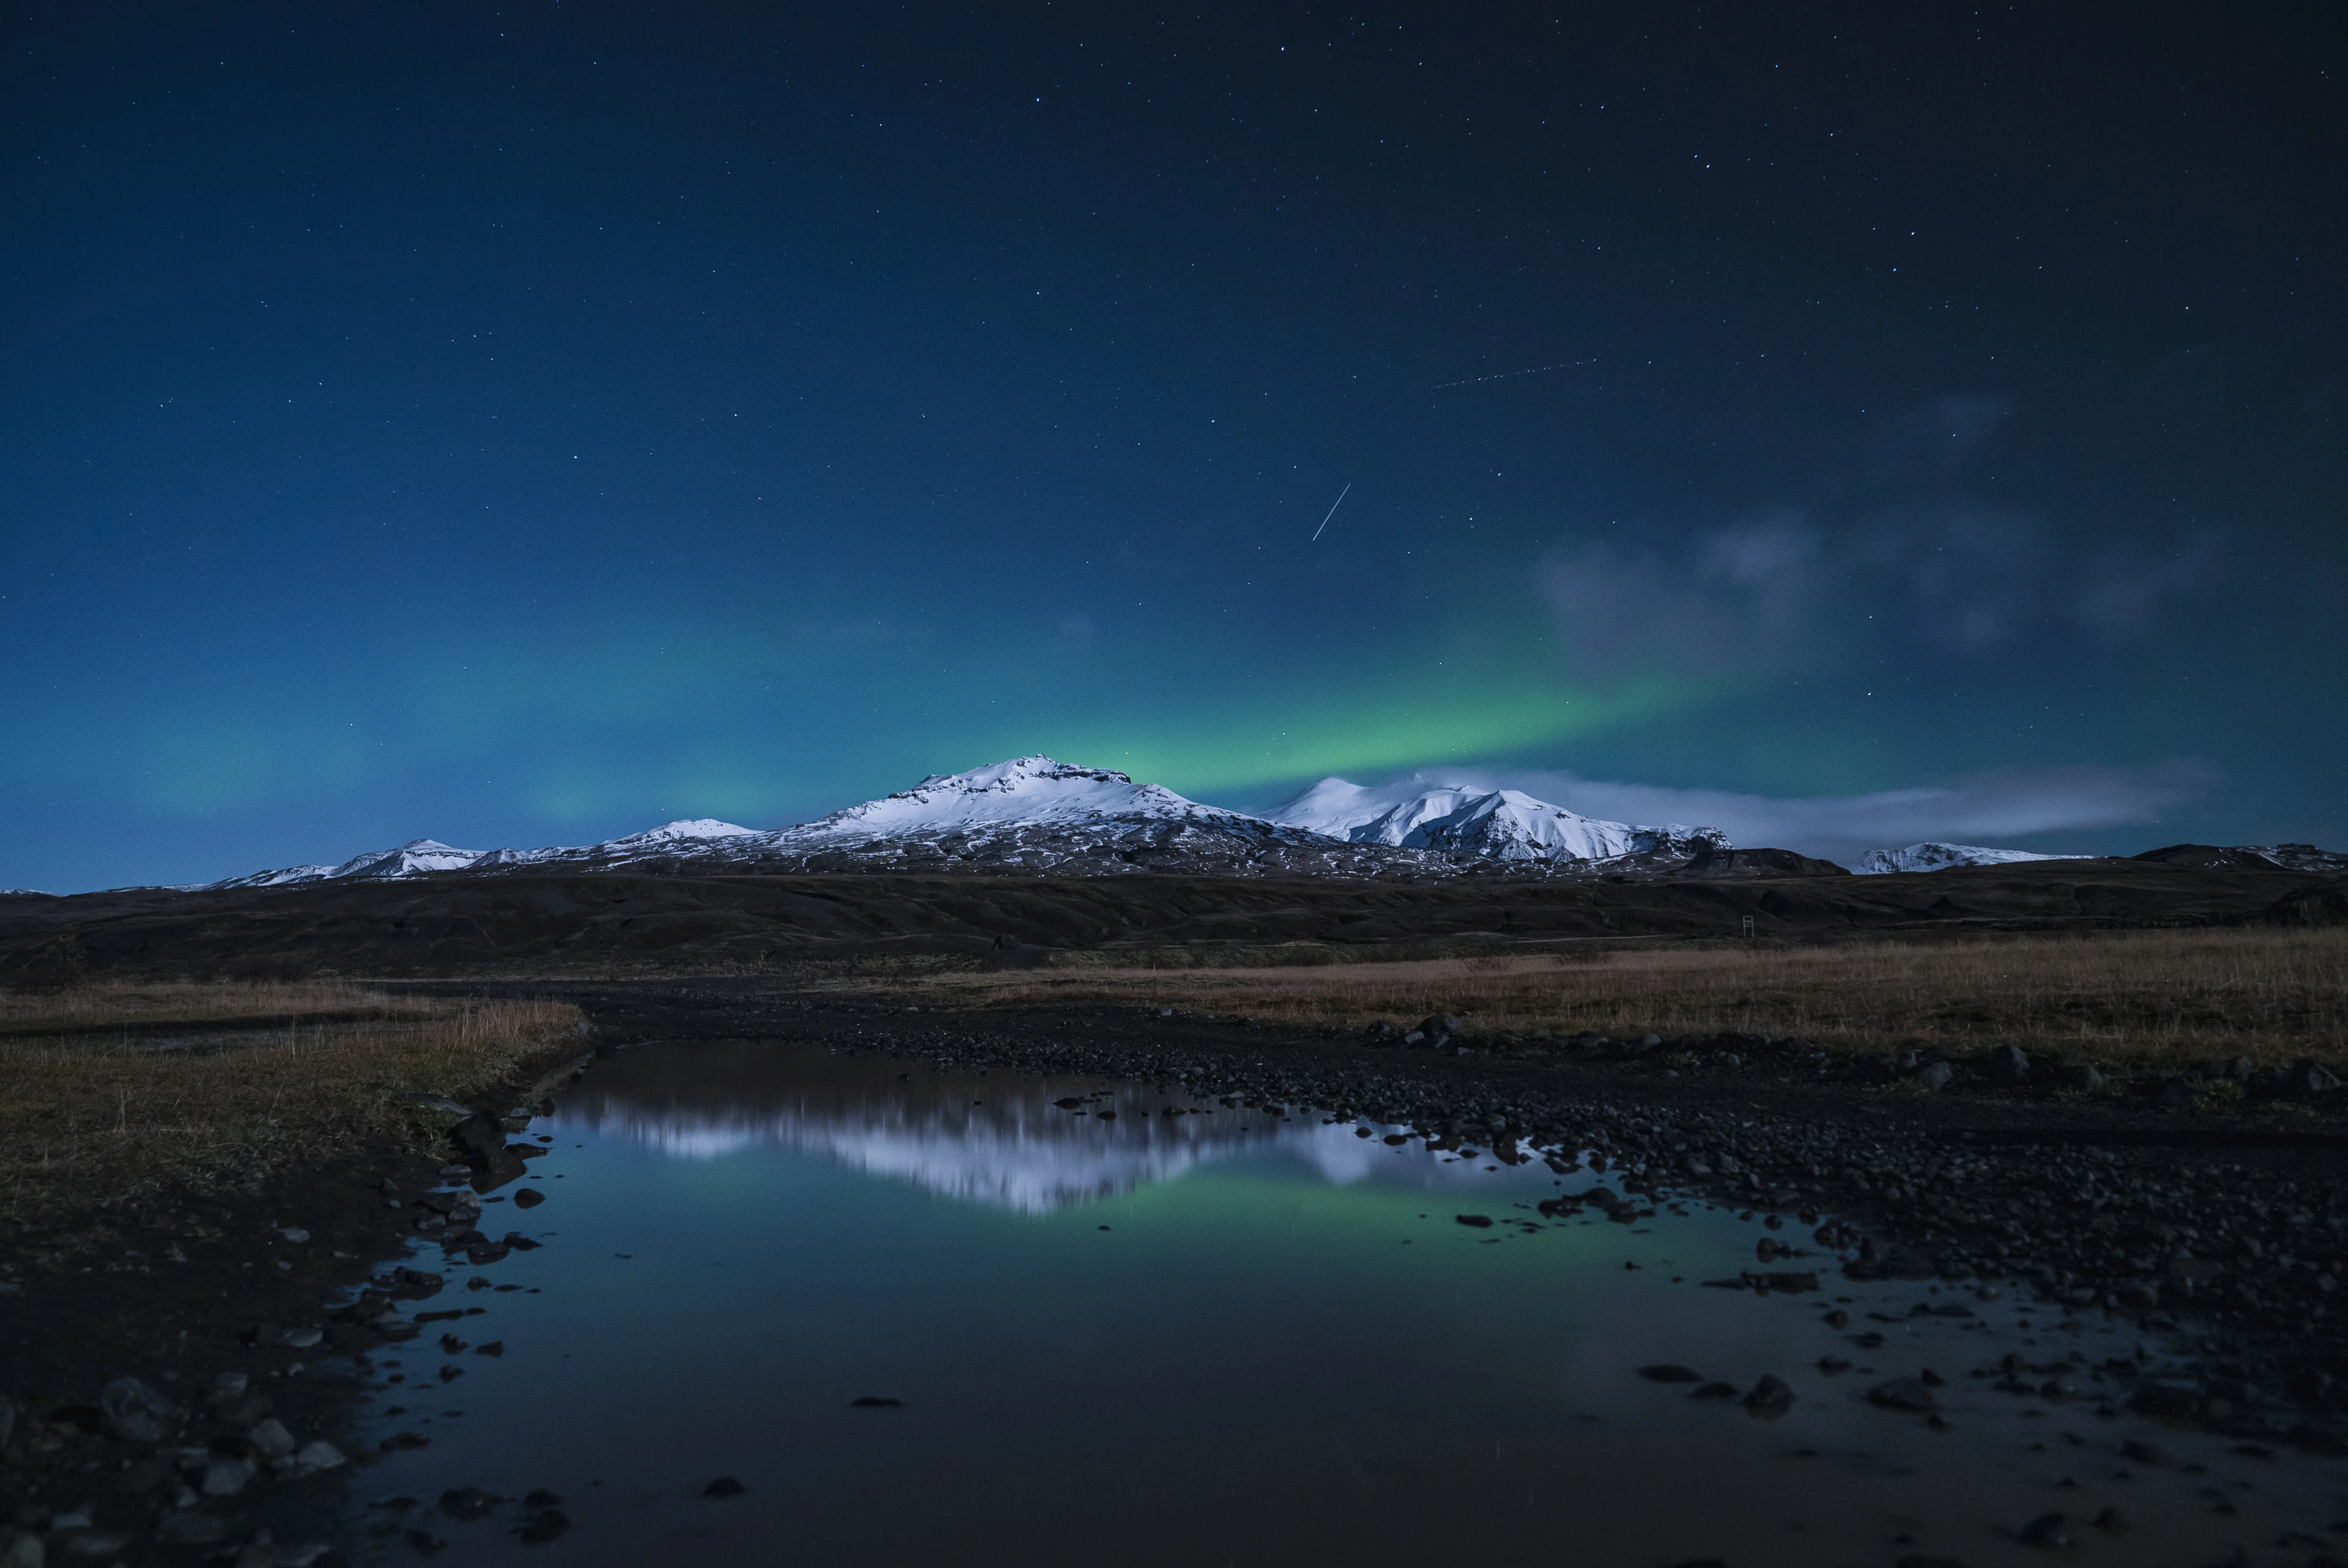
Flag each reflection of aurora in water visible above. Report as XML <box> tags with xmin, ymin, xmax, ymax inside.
<box><xmin>563</xmin><ymin>1040</ymin><xmax>1519</xmax><ymax>1213</ymax></box>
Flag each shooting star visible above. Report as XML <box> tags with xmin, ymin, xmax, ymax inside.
<box><xmin>1310</xmin><ymin>483</ymin><xmax>1351</xmax><ymax>543</ymax></box>
<box><xmin>1430</xmin><ymin>358</ymin><xmax>1592</xmax><ymax>390</ymax></box>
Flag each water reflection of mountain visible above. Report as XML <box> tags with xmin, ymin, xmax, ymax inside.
<box><xmin>563</xmin><ymin>1041</ymin><xmax>1410</xmax><ymax>1213</ymax></box>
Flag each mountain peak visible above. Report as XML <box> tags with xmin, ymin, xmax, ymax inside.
<box><xmin>1271</xmin><ymin>775</ymin><xmax>1729</xmax><ymax>863</ymax></box>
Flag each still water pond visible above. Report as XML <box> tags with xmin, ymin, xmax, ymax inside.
<box><xmin>353</xmin><ymin>1041</ymin><xmax>2346</xmax><ymax>1567</ymax></box>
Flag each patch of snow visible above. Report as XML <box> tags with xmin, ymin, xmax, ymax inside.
<box><xmin>1851</xmin><ymin>842</ymin><xmax>2088</xmax><ymax>874</ymax></box>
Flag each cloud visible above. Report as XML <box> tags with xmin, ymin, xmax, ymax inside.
<box><xmin>2073</xmin><ymin>536</ymin><xmax>2222</xmax><ymax>644</ymax></box>
<box><xmin>1535</xmin><ymin>393</ymin><xmax>2219</xmax><ymax>680</ymax></box>
<box><xmin>1325</xmin><ymin>758</ymin><xmax>2217</xmax><ymax>866</ymax></box>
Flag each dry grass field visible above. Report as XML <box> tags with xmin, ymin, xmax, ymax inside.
<box><xmin>870</xmin><ymin>927</ymin><xmax>2348</xmax><ymax>1068</ymax></box>
<box><xmin>0</xmin><ymin>982</ymin><xmax>580</xmax><ymax>1228</ymax></box>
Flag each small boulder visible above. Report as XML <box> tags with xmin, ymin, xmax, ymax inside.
<box><xmin>98</xmin><ymin>1376</ymin><xmax>177</xmax><ymax>1442</ymax></box>
<box><xmin>203</xmin><ymin>1458</ymin><xmax>256</xmax><ymax>1497</ymax></box>
<box><xmin>1984</xmin><ymin>1044</ymin><xmax>2031</xmax><ymax>1084</ymax></box>
<box><xmin>1742</xmin><ymin>1374</ymin><xmax>1795</xmax><ymax>1415</ymax></box>
<box><xmin>1912</xmin><ymin>1061</ymin><xmax>1954</xmax><ymax>1092</ymax></box>
<box><xmin>247</xmin><ymin>1417</ymin><xmax>297</xmax><ymax>1459</ymax></box>
<box><xmin>1867</xmin><ymin>1379</ymin><xmax>1940</xmax><ymax>1413</ymax></box>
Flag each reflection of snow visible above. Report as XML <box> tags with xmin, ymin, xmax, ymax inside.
<box><xmin>563</xmin><ymin>1044</ymin><xmax>1527</xmax><ymax>1213</ymax></box>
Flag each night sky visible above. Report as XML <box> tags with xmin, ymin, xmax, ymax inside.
<box><xmin>6</xmin><ymin>5</ymin><xmax>2342</xmax><ymax>891</ymax></box>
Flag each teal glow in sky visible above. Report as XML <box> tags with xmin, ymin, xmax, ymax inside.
<box><xmin>4</xmin><ymin>6</ymin><xmax>2341</xmax><ymax>890</ymax></box>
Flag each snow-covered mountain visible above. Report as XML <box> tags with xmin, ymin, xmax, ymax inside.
<box><xmin>183</xmin><ymin>758</ymin><xmax>1428</xmax><ymax>888</ymax></box>
<box><xmin>745</xmin><ymin>756</ymin><xmax>1416</xmax><ymax>876</ymax></box>
<box><xmin>1851</xmin><ymin>842</ymin><xmax>2089</xmax><ymax>875</ymax></box>
<box><xmin>1271</xmin><ymin>777</ymin><xmax>1728</xmax><ymax>864</ymax></box>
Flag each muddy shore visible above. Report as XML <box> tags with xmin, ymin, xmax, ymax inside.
<box><xmin>4</xmin><ymin>979</ymin><xmax>2343</xmax><ymax>1565</ymax></box>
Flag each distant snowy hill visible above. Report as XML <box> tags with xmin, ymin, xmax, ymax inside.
<box><xmin>1272</xmin><ymin>777</ymin><xmax>1728</xmax><ymax>863</ymax></box>
<box><xmin>197</xmin><ymin>821</ymin><xmax>759</xmax><ymax>890</ymax></box>
<box><xmin>1851</xmin><ymin>842</ymin><xmax>2089</xmax><ymax>875</ymax></box>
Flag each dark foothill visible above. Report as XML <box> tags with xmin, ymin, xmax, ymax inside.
<box><xmin>1455</xmin><ymin>1214</ymin><xmax>1494</xmax><ymax>1228</ymax></box>
<box><xmin>703</xmin><ymin>1476</ymin><xmax>747</xmax><ymax>1497</ymax></box>
<box><xmin>512</xmin><ymin>1188</ymin><xmax>546</xmax><ymax>1209</ymax></box>
<box><xmin>1637</xmin><ymin>1364</ymin><xmax>1704</xmax><ymax>1383</ymax></box>
<box><xmin>1743</xmin><ymin>1374</ymin><xmax>1795</xmax><ymax>1415</ymax></box>
<box><xmin>1868</xmin><ymin>1379</ymin><xmax>1941</xmax><ymax>1413</ymax></box>
<box><xmin>2017</xmin><ymin>1511</ymin><xmax>2071</xmax><ymax>1547</ymax></box>
<box><xmin>850</xmin><ymin>1395</ymin><xmax>904</xmax><ymax>1407</ymax></box>
<box><xmin>440</xmin><ymin>1486</ymin><xmax>502</xmax><ymax>1522</ymax></box>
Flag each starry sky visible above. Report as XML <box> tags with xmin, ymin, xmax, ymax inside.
<box><xmin>5</xmin><ymin>5</ymin><xmax>2342</xmax><ymax>890</ymax></box>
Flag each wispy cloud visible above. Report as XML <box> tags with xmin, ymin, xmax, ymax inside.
<box><xmin>1535</xmin><ymin>393</ymin><xmax>2223</xmax><ymax>679</ymax></box>
<box><xmin>1311</xmin><ymin>758</ymin><xmax>2218</xmax><ymax>866</ymax></box>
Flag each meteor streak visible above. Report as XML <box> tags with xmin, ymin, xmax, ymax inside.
<box><xmin>1430</xmin><ymin>359</ymin><xmax>1592</xmax><ymax>390</ymax></box>
<box><xmin>1310</xmin><ymin>483</ymin><xmax>1351</xmax><ymax>543</ymax></box>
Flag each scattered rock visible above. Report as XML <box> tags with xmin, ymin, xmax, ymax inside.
<box><xmin>1913</xmin><ymin>1061</ymin><xmax>1954</xmax><ymax>1092</ymax></box>
<box><xmin>850</xmin><ymin>1396</ymin><xmax>904</xmax><ymax>1407</ymax></box>
<box><xmin>293</xmin><ymin>1439</ymin><xmax>346</xmax><ymax>1473</ymax></box>
<box><xmin>247</xmin><ymin>1417</ymin><xmax>297</xmax><ymax>1459</ymax></box>
<box><xmin>203</xmin><ymin>1459</ymin><xmax>257</xmax><ymax>1497</ymax></box>
<box><xmin>97</xmin><ymin>1375</ymin><xmax>177</xmax><ymax>1441</ymax></box>
<box><xmin>1742</xmin><ymin>1374</ymin><xmax>1794</xmax><ymax>1415</ymax></box>
<box><xmin>1636</xmin><ymin>1364</ymin><xmax>1704</xmax><ymax>1383</ymax></box>
<box><xmin>440</xmin><ymin>1487</ymin><xmax>501</xmax><ymax>1522</ymax></box>
<box><xmin>702</xmin><ymin>1476</ymin><xmax>747</xmax><ymax>1497</ymax></box>
<box><xmin>1984</xmin><ymin>1044</ymin><xmax>2031</xmax><ymax>1084</ymax></box>
<box><xmin>512</xmin><ymin>1188</ymin><xmax>546</xmax><ymax>1209</ymax></box>
<box><xmin>154</xmin><ymin>1512</ymin><xmax>231</xmax><ymax>1545</ymax></box>
<box><xmin>519</xmin><ymin>1509</ymin><xmax>571</xmax><ymax>1544</ymax></box>
<box><xmin>2017</xmin><ymin>1511</ymin><xmax>2070</xmax><ymax>1547</ymax></box>
<box><xmin>1454</xmin><ymin>1214</ymin><xmax>1494</xmax><ymax>1228</ymax></box>
<box><xmin>1868</xmin><ymin>1379</ymin><xmax>1941</xmax><ymax>1413</ymax></box>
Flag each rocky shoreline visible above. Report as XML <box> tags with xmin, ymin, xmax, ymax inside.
<box><xmin>0</xmin><ymin>1050</ymin><xmax>592</xmax><ymax>1567</ymax></box>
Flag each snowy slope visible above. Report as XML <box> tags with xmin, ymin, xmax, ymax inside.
<box><xmin>1272</xmin><ymin>777</ymin><xmax>1728</xmax><ymax>863</ymax></box>
<box><xmin>1851</xmin><ymin>842</ymin><xmax>2087</xmax><ymax>875</ymax></box>
<box><xmin>777</xmin><ymin>756</ymin><xmax>1237</xmax><ymax>841</ymax></box>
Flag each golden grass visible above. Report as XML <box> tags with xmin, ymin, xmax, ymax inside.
<box><xmin>0</xmin><ymin>982</ymin><xmax>581</xmax><ymax>1229</ymax></box>
<box><xmin>0</xmin><ymin>978</ymin><xmax>444</xmax><ymax>1033</ymax></box>
<box><xmin>861</xmin><ymin>927</ymin><xmax>2348</xmax><ymax>1068</ymax></box>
